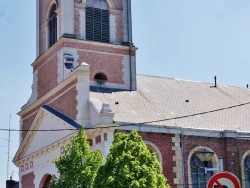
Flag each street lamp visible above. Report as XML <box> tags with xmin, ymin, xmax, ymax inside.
<box><xmin>196</xmin><ymin>149</ymin><xmax>214</xmax><ymax>167</ymax></box>
<box><xmin>196</xmin><ymin>149</ymin><xmax>218</xmax><ymax>187</ymax></box>
<box><xmin>196</xmin><ymin>149</ymin><xmax>218</xmax><ymax>174</ymax></box>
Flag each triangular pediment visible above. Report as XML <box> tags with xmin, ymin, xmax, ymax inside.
<box><xmin>13</xmin><ymin>105</ymin><xmax>80</xmax><ymax>163</ymax></box>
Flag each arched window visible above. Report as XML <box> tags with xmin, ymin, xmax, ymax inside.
<box><xmin>39</xmin><ymin>174</ymin><xmax>52</xmax><ymax>188</ymax></box>
<box><xmin>86</xmin><ymin>0</ymin><xmax>109</xmax><ymax>43</ymax></box>
<box><xmin>190</xmin><ymin>154</ymin><xmax>213</xmax><ymax>188</ymax></box>
<box><xmin>49</xmin><ymin>4</ymin><xmax>57</xmax><ymax>47</ymax></box>
<box><xmin>244</xmin><ymin>156</ymin><xmax>250</xmax><ymax>187</ymax></box>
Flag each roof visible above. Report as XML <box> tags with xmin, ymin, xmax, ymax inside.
<box><xmin>90</xmin><ymin>74</ymin><xmax>250</xmax><ymax>132</ymax></box>
<box><xmin>42</xmin><ymin>105</ymin><xmax>81</xmax><ymax>129</ymax></box>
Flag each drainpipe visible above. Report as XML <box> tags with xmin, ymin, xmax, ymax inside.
<box><xmin>127</xmin><ymin>0</ymin><xmax>133</xmax><ymax>91</ymax></box>
<box><xmin>236</xmin><ymin>137</ymin><xmax>243</xmax><ymax>187</ymax></box>
<box><xmin>181</xmin><ymin>129</ymin><xmax>185</xmax><ymax>188</ymax></box>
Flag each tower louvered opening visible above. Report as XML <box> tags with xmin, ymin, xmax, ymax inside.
<box><xmin>49</xmin><ymin>4</ymin><xmax>57</xmax><ymax>47</ymax></box>
<box><xmin>86</xmin><ymin>0</ymin><xmax>109</xmax><ymax>43</ymax></box>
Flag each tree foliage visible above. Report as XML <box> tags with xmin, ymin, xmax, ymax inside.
<box><xmin>93</xmin><ymin>130</ymin><xmax>170</xmax><ymax>188</ymax></box>
<box><xmin>48</xmin><ymin>126</ymin><xmax>103</xmax><ymax>188</ymax></box>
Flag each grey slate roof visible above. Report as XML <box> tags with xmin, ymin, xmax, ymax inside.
<box><xmin>90</xmin><ymin>74</ymin><xmax>250</xmax><ymax>132</ymax></box>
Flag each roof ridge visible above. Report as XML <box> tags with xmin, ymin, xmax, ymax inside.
<box><xmin>137</xmin><ymin>74</ymin><xmax>247</xmax><ymax>89</ymax></box>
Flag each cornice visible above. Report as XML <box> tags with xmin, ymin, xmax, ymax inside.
<box><xmin>33</xmin><ymin>38</ymin><xmax>137</xmax><ymax>68</ymax></box>
<box><xmin>109</xmin><ymin>8</ymin><xmax>122</xmax><ymax>15</ymax></box>
<box><xmin>13</xmin><ymin>125</ymin><xmax>114</xmax><ymax>166</ymax></box>
<box><xmin>14</xmin><ymin>132</ymin><xmax>76</xmax><ymax>166</ymax></box>
<box><xmin>18</xmin><ymin>69</ymin><xmax>89</xmax><ymax>116</ymax></box>
<box><xmin>32</xmin><ymin>39</ymin><xmax>64</xmax><ymax>67</ymax></box>
<box><xmin>75</xmin><ymin>3</ymin><xmax>86</xmax><ymax>9</ymax></box>
<box><xmin>63</xmin><ymin>37</ymin><xmax>137</xmax><ymax>50</ymax></box>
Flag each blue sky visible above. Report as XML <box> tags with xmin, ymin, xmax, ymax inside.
<box><xmin>1</xmin><ymin>0</ymin><xmax>250</xmax><ymax>186</ymax></box>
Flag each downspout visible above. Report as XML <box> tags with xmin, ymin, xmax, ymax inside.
<box><xmin>127</xmin><ymin>0</ymin><xmax>133</xmax><ymax>91</ymax></box>
<box><xmin>181</xmin><ymin>129</ymin><xmax>186</xmax><ymax>188</ymax></box>
<box><xmin>236</xmin><ymin>135</ymin><xmax>243</xmax><ymax>187</ymax></box>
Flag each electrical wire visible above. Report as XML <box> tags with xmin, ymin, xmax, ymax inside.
<box><xmin>1</xmin><ymin>100</ymin><xmax>250</xmax><ymax>132</ymax></box>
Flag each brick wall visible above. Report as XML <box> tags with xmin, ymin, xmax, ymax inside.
<box><xmin>182</xmin><ymin>135</ymin><xmax>250</xmax><ymax>186</ymax></box>
<box><xmin>78</xmin><ymin>50</ymin><xmax>124</xmax><ymax>84</ymax></box>
<box><xmin>21</xmin><ymin>172</ymin><xmax>35</xmax><ymax>188</ymax></box>
<box><xmin>21</xmin><ymin>80</ymin><xmax>77</xmax><ymax>140</ymax></box>
<box><xmin>22</xmin><ymin>114</ymin><xmax>36</xmax><ymax>139</ymax></box>
<box><xmin>115</xmin><ymin>130</ymin><xmax>176</xmax><ymax>187</ymax></box>
<box><xmin>37</xmin><ymin>54</ymin><xmax>58</xmax><ymax>98</ymax></box>
<box><xmin>139</xmin><ymin>132</ymin><xmax>176</xmax><ymax>187</ymax></box>
<box><xmin>49</xmin><ymin>86</ymin><xmax>78</xmax><ymax>120</ymax></box>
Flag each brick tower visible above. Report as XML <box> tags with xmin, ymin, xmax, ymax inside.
<box><xmin>14</xmin><ymin>1</ymin><xmax>136</xmax><ymax>187</ymax></box>
<box><xmin>36</xmin><ymin>0</ymin><xmax>136</xmax><ymax>92</ymax></box>
<box><xmin>19</xmin><ymin>0</ymin><xmax>136</xmax><ymax>139</ymax></box>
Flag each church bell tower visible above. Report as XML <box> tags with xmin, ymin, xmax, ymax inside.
<box><xmin>14</xmin><ymin>1</ymin><xmax>137</xmax><ymax>187</ymax></box>
<box><xmin>19</xmin><ymin>0</ymin><xmax>137</xmax><ymax>143</ymax></box>
<box><xmin>35</xmin><ymin>0</ymin><xmax>136</xmax><ymax>97</ymax></box>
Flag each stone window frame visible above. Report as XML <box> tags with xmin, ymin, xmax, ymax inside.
<box><xmin>46</xmin><ymin>0</ymin><xmax>59</xmax><ymax>50</ymax></box>
<box><xmin>39</xmin><ymin>174</ymin><xmax>52</xmax><ymax>188</ymax></box>
<box><xmin>241</xmin><ymin>150</ymin><xmax>250</xmax><ymax>188</ymax></box>
<box><xmin>85</xmin><ymin>0</ymin><xmax>110</xmax><ymax>43</ymax></box>
<box><xmin>83</xmin><ymin>0</ymin><xmax>119</xmax><ymax>43</ymax></box>
<box><xmin>144</xmin><ymin>140</ymin><xmax>163</xmax><ymax>171</ymax></box>
<box><xmin>188</xmin><ymin>146</ymin><xmax>219</xmax><ymax>188</ymax></box>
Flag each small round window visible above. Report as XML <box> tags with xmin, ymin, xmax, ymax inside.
<box><xmin>94</xmin><ymin>72</ymin><xmax>108</xmax><ymax>84</ymax></box>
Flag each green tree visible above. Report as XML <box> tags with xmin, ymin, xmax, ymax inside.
<box><xmin>48</xmin><ymin>126</ymin><xmax>103</xmax><ymax>188</ymax></box>
<box><xmin>93</xmin><ymin>130</ymin><xmax>170</xmax><ymax>188</ymax></box>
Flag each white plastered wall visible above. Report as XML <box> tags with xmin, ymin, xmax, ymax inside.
<box><xmin>57</xmin><ymin>48</ymin><xmax>79</xmax><ymax>84</ymax></box>
<box><xmin>61</xmin><ymin>0</ymin><xmax>74</xmax><ymax>35</ymax></box>
<box><xmin>28</xmin><ymin>69</ymin><xmax>38</xmax><ymax>105</ymax></box>
<box><xmin>34</xmin><ymin>149</ymin><xmax>60</xmax><ymax>188</ymax></box>
<box><xmin>76</xmin><ymin>72</ymin><xmax>91</xmax><ymax>126</ymax></box>
<box><xmin>79</xmin><ymin>5</ymin><xmax>86</xmax><ymax>39</ymax></box>
<box><xmin>110</xmin><ymin>13</ymin><xmax>117</xmax><ymax>44</ymax></box>
<box><xmin>90</xmin><ymin>129</ymin><xmax>115</xmax><ymax>158</ymax></box>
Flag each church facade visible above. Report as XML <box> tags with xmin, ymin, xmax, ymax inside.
<box><xmin>13</xmin><ymin>0</ymin><xmax>250</xmax><ymax>188</ymax></box>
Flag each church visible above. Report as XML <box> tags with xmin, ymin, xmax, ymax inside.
<box><xmin>13</xmin><ymin>0</ymin><xmax>250</xmax><ymax>187</ymax></box>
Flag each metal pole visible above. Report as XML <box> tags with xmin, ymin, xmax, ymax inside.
<box><xmin>7</xmin><ymin>115</ymin><xmax>11</xmax><ymax>180</ymax></box>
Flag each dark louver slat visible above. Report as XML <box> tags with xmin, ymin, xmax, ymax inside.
<box><xmin>49</xmin><ymin>4</ymin><xmax>57</xmax><ymax>47</ymax></box>
<box><xmin>86</xmin><ymin>7</ymin><xmax>109</xmax><ymax>43</ymax></box>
